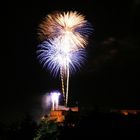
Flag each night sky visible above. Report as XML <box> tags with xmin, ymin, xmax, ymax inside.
<box><xmin>2</xmin><ymin>0</ymin><xmax>140</xmax><ymax>124</ymax></box>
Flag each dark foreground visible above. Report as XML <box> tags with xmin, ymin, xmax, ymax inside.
<box><xmin>0</xmin><ymin>110</ymin><xmax>140</xmax><ymax>139</ymax></box>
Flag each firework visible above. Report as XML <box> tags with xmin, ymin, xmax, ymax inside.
<box><xmin>37</xmin><ymin>11</ymin><xmax>92</xmax><ymax>106</ymax></box>
<box><xmin>37</xmin><ymin>38</ymin><xmax>86</xmax><ymax>106</ymax></box>
<box><xmin>37</xmin><ymin>38</ymin><xmax>86</xmax><ymax>76</ymax></box>
<box><xmin>38</xmin><ymin>11</ymin><xmax>92</xmax><ymax>49</ymax></box>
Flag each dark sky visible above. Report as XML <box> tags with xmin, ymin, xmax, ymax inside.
<box><xmin>2</xmin><ymin>0</ymin><xmax>140</xmax><ymax>123</ymax></box>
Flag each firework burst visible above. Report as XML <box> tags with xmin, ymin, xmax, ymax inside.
<box><xmin>38</xmin><ymin>11</ymin><xmax>92</xmax><ymax>48</ymax></box>
<box><xmin>37</xmin><ymin>38</ymin><xmax>86</xmax><ymax>76</ymax></box>
<box><xmin>37</xmin><ymin>11</ymin><xmax>92</xmax><ymax>106</ymax></box>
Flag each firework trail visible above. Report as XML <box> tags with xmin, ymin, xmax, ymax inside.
<box><xmin>37</xmin><ymin>11</ymin><xmax>92</xmax><ymax>106</ymax></box>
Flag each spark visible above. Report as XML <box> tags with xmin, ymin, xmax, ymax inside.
<box><xmin>50</xmin><ymin>91</ymin><xmax>60</xmax><ymax>110</ymax></box>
